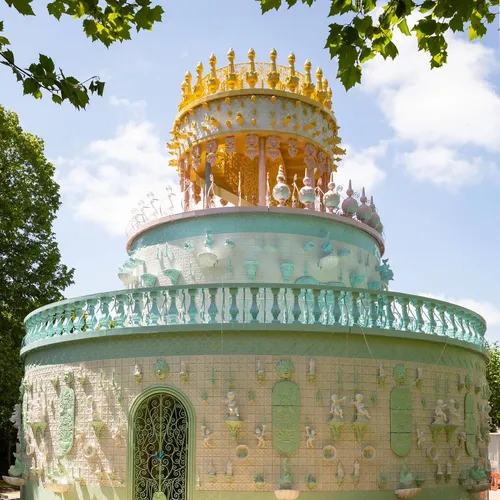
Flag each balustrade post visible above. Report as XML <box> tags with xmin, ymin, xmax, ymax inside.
<box><xmin>99</xmin><ymin>297</ymin><xmax>111</xmax><ymax>330</ymax></box>
<box><xmin>384</xmin><ymin>295</ymin><xmax>395</xmax><ymax>330</ymax></box>
<box><xmin>149</xmin><ymin>291</ymin><xmax>161</xmax><ymax>325</ymax></box>
<box><xmin>72</xmin><ymin>301</ymin><xmax>83</xmax><ymax>333</ymax></box>
<box><xmin>187</xmin><ymin>289</ymin><xmax>199</xmax><ymax>324</ymax></box>
<box><xmin>448</xmin><ymin>307</ymin><xmax>458</xmax><ymax>336</ymax></box>
<box><xmin>114</xmin><ymin>295</ymin><xmax>126</xmax><ymax>328</ymax></box>
<box><xmin>312</xmin><ymin>289</ymin><xmax>322</xmax><ymax>324</ymax></box>
<box><xmin>437</xmin><ymin>304</ymin><xmax>447</xmax><ymax>335</ymax></box>
<box><xmin>229</xmin><ymin>287</ymin><xmax>239</xmax><ymax>323</ymax></box>
<box><xmin>333</xmin><ymin>290</ymin><xmax>342</xmax><ymax>325</ymax></box>
<box><xmin>425</xmin><ymin>302</ymin><xmax>437</xmax><ymax>334</ymax></box>
<box><xmin>86</xmin><ymin>300</ymin><xmax>98</xmax><ymax>331</ymax></box>
<box><xmin>130</xmin><ymin>292</ymin><xmax>143</xmax><ymax>326</ymax></box>
<box><xmin>367</xmin><ymin>293</ymin><xmax>378</xmax><ymax>328</ymax></box>
<box><xmin>249</xmin><ymin>287</ymin><xmax>260</xmax><ymax>323</ymax></box>
<box><xmin>412</xmin><ymin>300</ymin><xmax>424</xmax><ymax>332</ymax></box>
<box><xmin>398</xmin><ymin>296</ymin><xmax>410</xmax><ymax>330</ymax></box>
<box><xmin>292</xmin><ymin>288</ymin><xmax>301</xmax><ymax>324</ymax></box>
<box><xmin>351</xmin><ymin>292</ymin><xmax>361</xmax><ymax>326</ymax></box>
<box><xmin>271</xmin><ymin>288</ymin><xmax>282</xmax><ymax>323</ymax></box>
<box><xmin>208</xmin><ymin>288</ymin><xmax>219</xmax><ymax>324</ymax></box>
<box><xmin>168</xmin><ymin>289</ymin><xmax>179</xmax><ymax>324</ymax></box>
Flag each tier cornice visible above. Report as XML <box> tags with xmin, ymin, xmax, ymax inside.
<box><xmin>125</xmin><ymin>206</ymin><xmax>385</xmax><ymax>255</ymax></box>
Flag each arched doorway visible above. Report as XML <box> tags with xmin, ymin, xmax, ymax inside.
<box><xmin>130</xmin><ymin>388</ymin><xmax>192</xmax><ymax>500</ymax></box>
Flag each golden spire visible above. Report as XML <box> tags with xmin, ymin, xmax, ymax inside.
<box><xmin>324</xmin><ymin>81</ymin><xmax>332</xmax><ymax>110</ymax></box>
<box><xmin>267</xmin><ymin>48</ymin><xmax>280</xmax><ymax>90</ymax></box>
<box><xmin>286</xmin><ymin>52</ymin><xmax>299</xmax><ymax>93</ymax></box>
<box><xmin>246</xmin><ymin>48</ymin><xmax>258</xmax><ymax>88</ymax></box>
<box><xmin>302</xmin><ymin>59</ymin><xmax>314</xmax><ymax>97</ymax></box>
<box><xmin>185</xmin><ymin>71</ymin><xmax>192</xmax><ymax>95</ymax></box>
<box><xmin>193</xmin><ymin>62</ymin><xmax>204</xmax><ymax>99</ymax></box>
<box><xmin>207</xmin><ymin>53</ymin><xmax>220</xmax><ymax>94</ymax></box>
<box><xmin>315</xmin><ymin>67</ymin><xmax>326</xmax><ymax>104</ymax></box>
<box><xmin>226</xmin><ymin>48</ymin><xmax>238</xmax><ymax>91</ymax></box>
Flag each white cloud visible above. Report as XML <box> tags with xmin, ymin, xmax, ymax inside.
<box><xmin>363</xmin><ymin>26</ymin><xmax>500</xmax><ymax>190</ymax></box>
<box><xmin>398</xmin><ymin>146</ymin><xmax>498</xmax><ymax>192</ymax></box>
<box><xmin>55</xmin><ymin>121</ymin><xmax>180</xmax><ymax>235</ymax></box>
<box><xmin>335</xmin><ymin>141</ymin><xmax>387</xmax><ymax>194</ymax></box>
<box><xmin>109</xmin><ymin>96</ymin><xmax>147</xmax><ymax>112</ymax></box>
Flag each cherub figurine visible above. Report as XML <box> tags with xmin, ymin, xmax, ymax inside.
<box><xmin>305</xmin><ymin>425</ymin><xmax>316</xmax><ymax>448</ymax></box>
<box><xmin>447</xmin><ymin>399</ymin><xmax>462</xmax><ymax>425</ymax></box>
<box><xmin>378</xmin><ymin>364</ymin><xmax>385</xmax><ymax>377</ymax></box>
<box><xmin>353</xmin><ymin>460</ymin><xmax>360</xmax><ymax>477</ymax></box>
<box><xmin>457</xmin><ymin>430</ymin><xmax>466</xmax><ymax>447</ymax></box>
<box><xmin>353</xmin><ymin>393</ymin><xmax>371</xmax><ymax>420</ymax></box>
<box><xmin>202</xmin><ymin>425</ymin><xmax>213</xmax><ymax>448</ymax></box>
<box><xmin>433</xmin><ymin>399</ymin><xmax>448</xmax><ymax>425</ymax></box>
<box><xmin>255</xmin><ymin>424</ymin><xmax>266</xmax><ymax>448</ymax></box>
<box><xmin>224</xmin><ymin>392</ymin><xmax>240</xmax><ymax>419</ymax></box>
<box><xmin>330</xmin><ymin>394</ymin><xmax>346</xmax><ymax>420</ymax></box>
<box><xmin>416</xmin><ymin>428</ymin><xmax>425</xmax><ymax>449</ymax></box>
<box><xmin>308</xmin><ymin>359</ymin><xmax>316</xmax><ymax>375</ymax></box>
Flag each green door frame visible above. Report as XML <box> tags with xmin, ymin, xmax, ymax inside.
<box><xmin>127</xmin><ymin>384</ymin><xmax>196</xmax><ymax>500</ymax></box>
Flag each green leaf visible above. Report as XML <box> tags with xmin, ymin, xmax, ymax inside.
<box><xmin>353</xmin><ymin>16</ymin><xmax>372</xmax><ymax>36</ymax></box>
<box><xmin>362</xmin><ymin>0</ymin><xmax>376</xmax><ymax>13</ymax></box>
<box><xmin>51</xmin><ymin>94</ymin><xmax>62</xmax><ymax>104</ymax></box>
<box><xmin>47</xmin><ymin>1</ymin><xmax>65</xmax><ymax>20</ymax></box>
<box><xmin>342</xmin><ymin>25</ymin><xmax>359</xmax><ymax>44</ymax></box>
<box><xmin>419</xmin><ymin>0</ymin><xmax>435</xmax><ymax>13</ymax></box>
<box><xmin>83</xmin><ymin>19</ymin><xmax>97</xmax><ymax>37</ymax></box>
<box><xmin>1</xmin><ymin>49</ymin><xmax>15</xmax><ymax>64</ymax></box>
<box><xmin>415</xmin><ymin>17</ymin><xmax>437</xmax><ymax>35</ymax></box>
<box><xmin>336</xmin><ymin>45</ymin><xmax>361</xmax><ymax>90</ymax></box>
<box><xmin>12</xmin><ymin>0</ymin><xmax>35</xmax><ymax>16</ymax></box>
<box><xmin>359</xmin><ymin>46</ymin><xmax>375</xmax><ymax>63</ymax></box>
<box><xmin>381</xmin><ymin>40</ymin><xmax>398</xmax><ymax>59</ymax></box>
<box><xmin>39</xmin><ymin>54</ymin><xmax>55</xmax><ymax>73</ymax></box>
<box><xmin>468</xmin><ymin>22</ymin><xmax>487</xmax><ymax>39</ymax></box>
<box><xmin>260</xmin><ymin>0</ymin><xmax>281</xmax><ymax>13</ymax></box>
<box><xmin>329</xmin><ymin>0</ymin><xmax>356</xmax><ymax>16</ymax></box>
<box><xmin>397</xmin><ymin>18</ymin><xmax>410</xmax><ymax>36</ymax></box>
<box><xmin>22</xmin><ymin>78</ymin><xmax>40</xmax><ymax>96</ymax></box>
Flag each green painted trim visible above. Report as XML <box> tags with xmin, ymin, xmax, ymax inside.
<box><xmin>127</xmin><ymin>384</ymin><xmax>197</xmax><ymax>500</ymax></box>
<box><xmin>128</xmin><ymin>209</ymin><xmax>382</xmax><ymax>255</ymax></box>
<box><xmin>21</xmin><ymin>481</ymin><xmax>476</xmax><ymax>500</ymax></box>
<box><xmin>24</xmin><ymin>327</ymin><xmax>488</xmax><ymax>374</ymax></box>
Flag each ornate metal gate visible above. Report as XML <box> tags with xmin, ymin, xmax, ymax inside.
<box><xmin>132</xmin><ymin>392</ymin><xmax>189</xmax><ymax>500</ymax></box>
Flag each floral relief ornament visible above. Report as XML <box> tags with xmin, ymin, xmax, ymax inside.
<box><xmin>288</xmin><ymin>138</ymin><xmax>297</xmax><ymax>157</ymax></box>
<box><xmin>266</xmin><ymin>136</ymin><xmax>281</xmax><ymax>162</ymax></box>
<box><xmin>245</xmin><ymin>134</ymin><xmax>259</xmax><ymax>160</ymax></box>
<box><xmin>304</xmin><ymin>143</ymin><xmax>316</xmax><ymax>170</ymax></box>
<box><xmin>206</xmin><ymin>139</ymin><xmax>218</xmax><ymax>165</ymax></box>
<box><xmin>225</xmin><ymin>136</ymin><xmax>236</xmax><ymax>154</ymax></box>
<box><xmin>192</xmin><ymin>144</ymin><xmax>202</xmax><ymax>170</ymax></box>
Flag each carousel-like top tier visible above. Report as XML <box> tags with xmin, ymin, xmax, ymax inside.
<box><xmin>167</xmin><ymin>48</ymin><xmax>346</xmax><ymax>207</ymax></box>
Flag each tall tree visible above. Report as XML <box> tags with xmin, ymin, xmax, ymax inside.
<box><xmin>486</xmin><ymin>342</ymin><xmax>500</xmax><ymax>431</ymax></box>
<box><xmin>0</xmin><ymin>105</ymin><xmax>74</xmax><ymax>471</ymax></box>
<box><xmin>1</xmin><ymin>0</ymin><xmax>499</xmax><ymax>107</ymax></box>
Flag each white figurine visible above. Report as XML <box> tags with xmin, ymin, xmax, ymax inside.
<box><xmin>353</xmin><ymin>393</ymin><xmax>371</xmax><ymax>420</ymax></box>
<box><xmin>255</xmin><ymin>424</ymin><xmax>266</xmax><ymax>448</ymax></box>
<box><xmin>330</xmin><ymin>394</ymin><xmax>346</xmax><ymax>420</ymax></box>
<box><xmin>308</xmin><ymin>359</ymin><xmax>316</xmax><ymax>374</ymax></box>
<box><xmin>378</xmin><ymin>364</ymin><xmax>385</xmax><ymax>378</ymax></box>
<box><xmin>225</xmin><ymin>460</ymin><xmax>233</xmax><ymax>477</ymax></box>
<box><xmin>305</xmin><ymin>426</ymin><xmax>316</xmax><ymax>448</ymax></box>
<box><xmin>416</xmin><ymin>428</ymin><xmax>425</xmax><ymax>449</ymax></box>
<box><xmin>447</xmin><ymin>399</ymin><xmax>462</xmax><ymax>425</ymax></box>
<box><xmin>202</xmin><ymin>425</ymin><xmax>213</xmax><ymax>448</ymax></box>
<box><xmin>417</xmin><ymin>366</ymin><xmax>423</xmax><ymax>380</ymax></box>
<box><xmin>446</xmin><ymin>460</ymin><xmax>452</xmax><ymax>475</ymax></box>
<box><xmin>353</xmin><ymin>460</ymin><xmax>360</xmax><ymax>476</ymax></box>
<box><xmin>10</xmin><ymin>404</ymin><xmax>21</xmax><ymax>430</ymax></box>
<box><xmin>433</xmin><ymin>399</ymin><xmax>448</xmax><ymax>425</ymax></box>
<box><xmin>225</xmin><ymin>392</ymin><xmax>240</xmax><ymax>419</ymax></box>
<box><xmin>457</xmin><ymin>430</ymin><xmax>466</xmax><ymax>447</ymax></box>
<box><xmin>180</xmin><ymin>361</ymin><xmax>187</xmax><ymax>375</ymax></box>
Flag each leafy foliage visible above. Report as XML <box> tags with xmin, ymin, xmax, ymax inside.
<box><xmin>259</xmin><ymin>0</ymin><xmax>499</xmax><ymax>90</ymax></box>
<box><xmin>1</xmin><ymin>0</ymin><xmax>164</xmax><ymax>108</ymax></box>
<box><xmin>0</xmin><ymin>106</ymin><xmax>74</xmax><ymax>467</ymax></box>
<box><xmin>486</xmin><ymin>342</ymin><xmax>500</xmax><ymax>430</ymax></box>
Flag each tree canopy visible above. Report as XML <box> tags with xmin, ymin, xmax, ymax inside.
<box><xmin>0</xmin><ymin>0</ymin><xmax>498</xmax><ymax>107</ymax></box>
<box><xmin>486</xmin><ymin>342</ymin><xmax>500</xmax><ymax>431</ymax></box>
<box><xmin>260</xmin><ymin>0</ymin><xmax>499</xmax><ymax>89</ymax></box>
<box><xmin>0</xmin><ymin>105</ymin><xmax>74</xmax><ymax>467</ymax></box>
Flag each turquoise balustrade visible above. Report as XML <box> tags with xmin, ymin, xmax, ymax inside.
<box><xmin>22</xmin><ymin>284</ymin><xmax>487</xmax><ymax>349</ymax></box>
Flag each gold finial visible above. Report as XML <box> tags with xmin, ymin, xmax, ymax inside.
<box><xmin>267</xmin><ymin>48</ymin><xmax>280</xmax><ymax>89</ymax></box>
<box><xmin>193</xmin><ymin>62</ymin><xmax>204</xmax><ymax>98</ymax></box>
<box><xmin>246</xmin><ymin>48</ymin><xmax>258</xmax><ymax>88</ymax></box>
<box><xmin>207</xmin><ymin>53</ymin><xmax>220</xmax><ymax>94</ymax></box>
<box><xmin>315</xmin><ymin>67</ymin><xmax>326</xmax><ymax>103</ymax></box>
<box><xmin>325</xmin><ymin>85</ymin><xmax>333</xmax><ymax>110</ymax></box>
<box><xmin>236</xmin><ymin>112</ymin><xmax>244</xmax><ymax>125</ymax></box>
<box><xmin>226</xmin><ymin>48</ymin><xmax>238</xmax><ymax>90</ymax></box>
<box><xmin>302</xmin><ymin>59</ymin><xmax>314</xmax><ymax>97</ymax></box>
<box><xmin>286</xmin><ymin>52</ymin><xmax>299</xmax><ymax>93</ymax></box>
<box><xmin>185</xmin><ymin>71</ymin><xmax>192</xmax><ymax>95</ymax></box>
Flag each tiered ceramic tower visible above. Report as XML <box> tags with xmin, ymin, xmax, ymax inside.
<box><xmin>12</xmin><ymin>49</ymin><xmax>491</xmax><ymax>500</ymax></box>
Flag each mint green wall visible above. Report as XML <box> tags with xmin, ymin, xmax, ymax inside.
<box><xmin>130</xmin><ymin>211</ymin><xmax>381</xmax><ymax>256</ymax></box>
<box><xmin>24</xmin><ymin>327</ymin><xmax>487</xmax><ymax>372</ymax></box>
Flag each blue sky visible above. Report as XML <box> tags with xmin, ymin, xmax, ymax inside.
<box><xmin>2</xmin><ymin>1</ymin><xmax>500</xmax><ymax>340</ymax></box>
